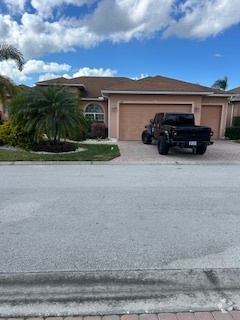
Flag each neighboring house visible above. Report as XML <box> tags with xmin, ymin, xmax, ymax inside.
<box><xmin>35</xmin><ymin>75</ymin><xmax>237</xmax><ymax>140</ymax></box>
<box><xmin>227</xmin><ymin>87</ymin><xmax>240</xmax><ymax>127</ymax></box>
<box><xmin>0</xmin><ymin>84</ymin><xmax>32</xmax><ymax>122</ymax></box>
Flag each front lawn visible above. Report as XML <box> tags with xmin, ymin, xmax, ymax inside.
<box><xmin>0</xmin><ymin>143</ymin><xmax>120</xmax><ymax>161</ymax></box>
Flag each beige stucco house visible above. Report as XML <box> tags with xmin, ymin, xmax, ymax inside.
<box><xmin>36</xmin><ymin>75</ymin><xmax>238</xmax><ymax>140</ymax></box>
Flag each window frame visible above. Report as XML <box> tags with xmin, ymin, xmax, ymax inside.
<box><xmin>84</xmin><ymin>103</ymin><xmax>105</xmax><ymax>122</ymax></box>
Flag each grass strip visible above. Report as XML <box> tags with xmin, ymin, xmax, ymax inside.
<box><xmin>0</xmin><ymin>143</ymin><xmax>120</xmax><ymax>161</ymax></box>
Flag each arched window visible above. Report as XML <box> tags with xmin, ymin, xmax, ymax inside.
<box><xmin>84</xmin><ymin>103</ymin><xmax>104</xmax><ymax>122</ymax></box>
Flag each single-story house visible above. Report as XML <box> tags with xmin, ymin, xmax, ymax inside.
<box><xmin>0</xmin><ymin>75</ymin><xmax>235</xmax><ymax>140</ymax></box>
<box><xmin>36</xmin><ymin>75</ymin><xmax>237</xmax><ymax>140</ymax></box>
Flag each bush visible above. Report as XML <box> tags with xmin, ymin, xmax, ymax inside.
<box><xmin>0</xmin><ymin>121</ymin><xmax>35</xmax><ymax>150</ymax></box>
<box><xmin>67</xmin><ymin>124</ymin><xmax>87</xmax><ymax>141</ymax></box>
<box><xmin>91</xmin><ymin>122</ymin><xmax>106</xmax><ymax>139</ymax></box>
<box><xmin>233</xmin><ymin>116</ymin><xmax>240</xmax><ymax>127</ymax></box>
<box><xmin>225</xmin><ymin>126</ymin><xmax>240</xmax><ymax>140</ymax></box>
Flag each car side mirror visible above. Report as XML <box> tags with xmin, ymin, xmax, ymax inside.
<box><xmin>150</xmin><ymin>119</ymin><xmax>155</xmax><ymax>124</ymax></box>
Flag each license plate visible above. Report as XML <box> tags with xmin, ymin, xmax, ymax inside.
<box><xmin>189</xmin><ymin>141</ymin><xmax>197</xmax><ymax>146</ymax></box>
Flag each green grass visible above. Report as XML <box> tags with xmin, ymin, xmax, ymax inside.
<box><xmin>0</xmin><ymin>143</ymin><xmax>120</xmax><ymax>161</ymax></box>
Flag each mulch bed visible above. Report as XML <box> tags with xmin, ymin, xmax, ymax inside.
<box><xmin>32</xmin><ymin>142</ymin><xmax>77</xmax><ymax>153</ymax></box>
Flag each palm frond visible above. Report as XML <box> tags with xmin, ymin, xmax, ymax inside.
<box><xmin>0</xmin><ymin>44</ymin><xmax>24</xmax><ymax>71</ymax></box>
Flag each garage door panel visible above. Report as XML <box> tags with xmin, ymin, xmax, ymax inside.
<box><xmin>201</xmin><ymin>106</ymin><xmax>221</xmax><ymax>139</ymax></box>
<box><xmin>119</xmin><ymin>104</ymin><xmax>192</xmax><ymax>140</ymax></box>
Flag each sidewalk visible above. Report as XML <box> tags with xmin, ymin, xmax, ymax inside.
<box><xmin>2</xmin><ymin>311</ymin><xmax>240</xmax><ymax>320</ymax></box>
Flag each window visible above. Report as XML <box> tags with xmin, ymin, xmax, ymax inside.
<box><xmin>84</xmin><ymin>103</ymin><xmax>104</xmax><ymax>122</ymax></box>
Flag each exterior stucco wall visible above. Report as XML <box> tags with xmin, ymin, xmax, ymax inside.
<box><xmin>108</xmin><ymin>93</ymin><xmax>228</xmax><ymax>139</ymax></box>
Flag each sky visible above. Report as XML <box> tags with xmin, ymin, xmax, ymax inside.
<box><xmin>0</xmin><ymin>0</ymin><xmax>240</xmax><ymax>89</ymax></box>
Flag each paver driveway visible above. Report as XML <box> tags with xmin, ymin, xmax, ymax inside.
<box><xmin>111</xmin><ymin>140</ymin><xmax>240</xmax><ymax>163</ymax></box>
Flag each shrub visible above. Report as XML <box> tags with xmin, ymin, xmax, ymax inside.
<box><xmin>84</xmin><ymin>116</ymin><xmax>96</xmax><ymax>139</ymax></box>
<box><xmin>91</xmin><ymin>122</ymin><xmax>106</xmax><ymax>139</ymax></box>
<box><xmin>233</xmin><ymin>116</ymin><xmax>240</xmax><ymax>127</ymax></box>
<box><xmin>225</xmin><ymin>126</ymin><xmax>240</xmax><ymax>140</ymax></box>
<box><xmin>67</xmin><ymin>124</ymin><xmax>87</xmax><ymax>141</ymax></box>
<box><xmin>0</xmin><ymin>121</ymin><xmax>35</xmax><ymax>150</ymax></box>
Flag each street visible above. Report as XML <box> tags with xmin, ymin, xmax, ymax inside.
<box><xmin>1</xmin><ymin>163</ymin><xmax>240</xmax><ymax>273</ymax></box>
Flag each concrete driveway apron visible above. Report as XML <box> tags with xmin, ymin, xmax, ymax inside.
<box><xmin>110</xmin><ymin>140</ymin><xmax>240</xmax><ymax>164</ymax></box>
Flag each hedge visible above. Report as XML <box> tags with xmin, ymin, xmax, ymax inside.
<box><xmin>233</xmin><ymin>116</ymin><xmax>240</xmax><ymax>127</ymax></box>
<box><xmin>225</xmin><ymin>126</ymin><xmax>240</xmax><ymax>140</ymax></box>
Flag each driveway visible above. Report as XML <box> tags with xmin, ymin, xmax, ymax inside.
<box><xmin>111</xmin><ymin>140</ymin><xmax>240</xmax><ymax>163</ymax></box>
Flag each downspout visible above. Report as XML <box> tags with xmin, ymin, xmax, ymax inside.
<box><xmin>230</xmin><ymin>99</ymin><xmax>234</xmax><ymax>127</ymax></box>
<box><xmin>102</xmin><ymin>94</ymin><xmax>110</xmax><ymax>139</ymax></box>
<box><xmin>223</xmin><ymin>100</ymin><xmax>231</xmax><ymax>138</ymax></box>
<box><xmin>229</xmin><ymin>97</ymin><xmax>234</xmax><ymax>127</ymax></box>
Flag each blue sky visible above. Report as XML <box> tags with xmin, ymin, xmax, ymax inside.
<box><xmin>0</xmin><ymin>0</ymin><xmax>239</xmax><ymax>89</ymax></box>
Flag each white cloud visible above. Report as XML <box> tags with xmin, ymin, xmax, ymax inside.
<box><xmin>132</xmin><ymin>73</ymin><xmax>149</xmax><ymax>80</ymax></box>
<box><xmin>24</xmin><ymin>60</ymin><xmax>71</xmax><ymax>73</ymax></box>
<box><xmin>38</xmin><ymin>73</ymin><xmax>63</xmax><ymax>82</ymax></box>
<box><xmin>163</xmin><ymin>0</ymin><xmax>240</xmax><ymax>39</ymax></box>
<box><xmin>214</xmin><ymin>53</ymin><xmax>222</xmax><ymax>57</ymax></box>
<box><xmin>0</xmin><ymin>57</ymin><xmax>117</xmax><ymax>84</ymax></box>
<box><xmin>4</xmin><ymin>0</ymin><xmax>26</xmax><ymax>12</ymax></box>
<box><xmin>30</xmin><ymin>0</ymin><xmax>96</xmax><ymax>19</ymax></box>
<box><xmin>0</xmin><ymin>0</ymin><xmax>240</xmax><ymax>86</ymax></box>
<box><xmin>37</xmin><ymin>67</ymin><xmax>117</xmax><ymax>82</ymax></box>
<box><xmin>1</xmin><ymin>0</ymin><xmax>239</xmax><ymax>62</ymax></box>
<box><xmin>87</xmin><ymin>0</ymin><xmax>173</xmax><ymax>41</ymax></box>
<box><xmin>0</xmin><ymin>59</ymin><xmax>72</xmax><ymax>83</ymax></box>
<box><xmin>72</xmin><ymin>67</ymin><xmax>117</xmax><ymax>77</ymax></box>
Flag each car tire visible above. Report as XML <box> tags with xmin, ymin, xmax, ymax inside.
<box><xmin>158</xmin><ymin>136</ymin><xmax>169</xmax><ymax>155</ymax></box>
<box><xmin>142</xmin><ymin>130</ymin><xmax>152</xmax><ymax>144</ymax></box>
<box><xmin>196</xmin><ymin>146</ymin><xmax>207</xmax><ymax>155</ymax></box>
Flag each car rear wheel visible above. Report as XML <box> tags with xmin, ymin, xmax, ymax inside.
<box><xmin>158</xmin><ymin>136</ymin><xmax>169</xmax><ymax>155</ymax></box>
<box><xmin>196</xmin><ymin>146</ymin><xmax>207</xmax><ymax>155</ymax></box>
<box><xmin>142</xmin><ymin>130</ymin><xmax>152</xmax><ymax>144</ymax></box>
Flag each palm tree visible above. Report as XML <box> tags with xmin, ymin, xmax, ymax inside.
<box><xmin>10</xmin><ymin>85</ymin><xmax>85</xmax><ymax>144</ymax></box>
<box><xmin>0</xmin><ymin>44</ymin><xmax>24</xmax><ymax>71</ymax></box>
<box><xmin>0</xmin><ymin>44</ymin><xmax>24</xmax><ymax>117</ymax></box>
<box><xmin>211</xmin><ymin>76</ymin><xmax>228</xmax><ymax>91</ymax></box>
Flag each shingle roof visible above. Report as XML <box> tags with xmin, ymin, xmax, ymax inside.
<box><xmin>66</xmin><ymin>76</ymin><xmax>133</xmax><ymax>98</ymax></box>
<box><xmin>103</xmin><ymin>76</ymin><xmax>223</xmax><ymax>94</ymax></box>
<box><xmin>37</xmin><ymin>77</ymin><xmax>69</xmax><ymax>85</ymax></box>
<box><xmin>227</xmin><ymin>86</ymin><xmax>240</xmax><ymax>94</ymax></box>
<box><xmin>36</xmin><ymin>75</ymin><xmax>230</xmax><ymax>98</ymax></box>
<box><xmin>36</xmin><ymin>76</ymin><xmax>133</xmax><ymax>98</ymax></box>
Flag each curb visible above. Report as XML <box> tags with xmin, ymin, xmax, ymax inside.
<box><xmin>0</xmin><ymin>269</ymin><xmax>240</xmax><ymax>317</ymax></box>
<box><xmin>1</xmin><ymin>161</ymin><xmax>240</xmax><ymax>165</ymax></box>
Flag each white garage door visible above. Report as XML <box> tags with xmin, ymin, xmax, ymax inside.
<box><xmin>119</xmin><ymin>104</ymin><xmax>192</xmax><ymax>141</ymax></box>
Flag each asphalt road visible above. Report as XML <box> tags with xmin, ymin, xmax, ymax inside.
<box><xmin>1</xmin><ymin>163</ymin><xmax>240</xmax><ymax>273</ymax></box>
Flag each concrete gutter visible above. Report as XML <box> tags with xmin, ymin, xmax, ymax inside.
<box><xmin>1</xmin><ymin>160</ymin><xmax>240</xmax><ymax>165</ymax></box>
<box><xmin>0</xmin><ymin>269</ymin><xmax>240</xmax><ymax>317</ymax></box>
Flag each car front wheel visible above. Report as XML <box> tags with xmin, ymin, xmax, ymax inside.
<box><xmin>142</xmin><ymin>130</ymin><xmax>152</xmax><ymax>144</ymax></box>
<box><xmin>158</xmin><ymin>136</ymin><xmax>169</xmax><ymax>155</ymax></box>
